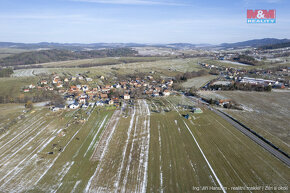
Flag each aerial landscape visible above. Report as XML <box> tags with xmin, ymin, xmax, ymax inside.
<box><xmin>0</xmin><ymin>0</ymin><xmax>289</xmax><ymax>192</ymax></box>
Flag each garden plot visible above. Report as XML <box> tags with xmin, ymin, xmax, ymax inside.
<box><xmin>87</xmin><ymin>100</ymin><xmax>151</xmax><ymax>193</ymax></box>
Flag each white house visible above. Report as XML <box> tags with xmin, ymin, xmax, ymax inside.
<box><xmin>124</xmin><ymin>94</ymin><xmax>130</xmax><ymax>100</ymax></box>
<box><xmin>69</xmin><ymin>103</ymin><xmax>79</xmax><ymax>109</ymax></box>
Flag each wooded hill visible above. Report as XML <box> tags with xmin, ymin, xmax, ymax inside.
<box><xmin>0</xmin><ymin>48</ymin><xmax>137</xmax><ymax>66</ymax></box>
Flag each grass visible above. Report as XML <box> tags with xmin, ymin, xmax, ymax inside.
<box><xmin>0</xmin><ymin>76</ymin><xmax>39</xmax><ymax>100</ymax></box>
<box><xmin>182</xmin><ymin>75</ymin><xmax>217</xmax><ymax>89</ymax></box>
<box><xmin>203</xmin><ymin>59</ymin><xmax>290</xmax><ymax>70</ymax></box>
<box><xmin>217</xmin><ymin>90</ymin><xmax>290</xmax><ymax>154</ymax></box>
<box><xmin>0</xmin><ymin>97</ymin><xmax>289</xmax><ymax>192</ymax></box>
<box><xmin>148</xmin><ymin>97</ymin><xmax>289</xmax><ymax>192</ymax></box>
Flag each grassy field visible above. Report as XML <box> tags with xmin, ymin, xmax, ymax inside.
<box><xmin>22</xmin><ymin>56</ymin><xmax>169</xmax><ymax>68</ymax></box>
<box><xmin>147</xmin><ymin>97</ymin><xmax>289</xmax><ymax>192</ymax></box>
<box><xmin>0</xmin><ymin>97</ymin><xmax>289</xmax><ymax>192</ymax></box>
<box><xmin>0</xmin><ymin>76</ymin><xmax>39</xmax><ymax>100</ymax></box>
<box><xmin>217</xmin><ymin>90</ymin><xmax>290</xmax><ymax>155</ymax></box>
<box><xmin>182</xmin><ymin>75</ymin><xmax>217</xmax><ymax>89</ymax></box>
<box><xmin>12</xmin><ymin>57</ymin><xmax>203</xmax><ymax>79</ymax></box>
<box><xmin>203</xmin><ymin>59</ymin><xmax>290</xmax><ymax>70</ymax></box>
<box><xmin>0</xmin><ymin>48</ymin><xmax>29</xmax><ymax>59</ymax></box>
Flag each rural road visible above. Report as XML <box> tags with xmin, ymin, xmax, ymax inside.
<box><xmin>186</xmin><ymin>95</ymin><xmax>290</xmax><ymax>167</ymax></box>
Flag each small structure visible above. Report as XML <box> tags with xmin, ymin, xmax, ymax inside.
<box><xmin>184</xmin><ymin>114</ymin><xmax>191</xmax><ymax>120</ymax></box>
<box><xmin>162</xmin><ymin>90</ymin><xmax>170</xmax><ymax>97</ymax></box>
<box><xmin>69</xmin><ymin>102</ymin><xmax>79</xmax><ymax>109</ymax></box>
<box><xmin>124</xmin><ymin>94</ymin><xmax>130</xmax><ymax>100</ymax></box>
<box><xmin>192</xmin><ymin>108</ymin><xmax>203</xmax><ymax>114</ymax></box>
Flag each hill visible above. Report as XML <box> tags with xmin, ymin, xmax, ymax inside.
<box><xmin>0</xmin><ymin>48</ymin><xmax>137</xmax><ymax>67</ymax></box>
<box><xmin>220</xmin><ymin>38</ymin><xmax>290</xmax><ymax>48</ymax></box>
<box><xmin>259</xmin><ymin>41</ymin><xmax>290</xmax><ymax>50</ymax></box>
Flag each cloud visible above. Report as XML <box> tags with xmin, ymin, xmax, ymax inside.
<box><xmin>71</xmin><ymin>0</ymin><xmax>186</xmax><ymax>6</ymax></box>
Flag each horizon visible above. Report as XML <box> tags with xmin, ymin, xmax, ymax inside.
<box><xmin>1</xmin><ymin>0</ymin><xmax>290</xmax><ymax>44</ymax></box>
<box><xmin>1</xmin><ymin>37</ymin><xmax>289</xmax><ymax>45</ymax></box>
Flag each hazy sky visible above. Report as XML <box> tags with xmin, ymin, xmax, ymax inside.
<box><xmin>0</xmin><ymin>0</ymin><xmax>289</xmax><ymax>44</ymax></box>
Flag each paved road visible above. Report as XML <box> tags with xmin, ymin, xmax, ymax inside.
<box><xmin>186</xmin><ymin>95</ymin><xmax>290</xmax><ymax>167</ymax></box>
<box><xmin>212</xmin><ymin>108</ymin><xmax>290</xmax><ymax>167</ymax></box>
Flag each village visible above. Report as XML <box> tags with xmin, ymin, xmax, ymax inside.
<box><xmin>22</xmin><ymin>73</ymin><xmax>174</xmax><ymax>112</ymax></box>
<box><xmin>199</xmin><ymin>62</ymin><xmax>289</xmax><ymax>90</ymax></box>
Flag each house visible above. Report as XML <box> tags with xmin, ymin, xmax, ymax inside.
<box><xmin>96</xmin><ymin>101</ymin><xmax>104</xmax><ymax>106</ymax></box>
<box><xmin>56</xmin><ymin>83</ymin><xmax>63</xmax><ymax>88</ymax></box>
<box><xmin>162</xmin><ymin>90</ymin><xmax>170</xmax><ymax>96</ymax></box>
<box><xmin>81</xmin><ymin>103</ymin><xmax>89</xmax><ymax>108</ymax></box>
<box><xmin>53</xmin><ymin>78</ymin><xmax>59</xmax><ymax>84</ymax></box>
<box><xmin>100</xmin><ymin>94</ymin><xmax>108</xmax><ymax>99</ymax></box>
<box><xmin>51</xmin><ymin>104</ymin><xmax>66</xmax><ymax>112</ymax></box>
<box><xmin>24</xmin><ymin>89</ymin><xmax>30</xmax><ymax>93</ymax></box>
<box><xmin>152</xmin><ymin>92</ymin><xmax>160</xmax><ymax>97</ymax></box>
<box><xmin>71</xmin><ymin>77</ymin><xmax>76</xmax><ymax>81</ymax></box>
<box><xmin>79</xmin><ymin>97</ymin><xmax>87</xmax><ymax>104</ymax></box>
<box><xmin>82</xmin><ymin>85</ymin><xmax>89</xmax><ymax>91</ymax></box>
<box><xmin>78</xmin><ymin>76</ymin><xmax>84</xmax><ymax>80</ymax></box>
<box><xmin>40</xmin><ymin>80</ymin><xmax>48</xmax><ymax>85</ymax></box>
<box><xmin>86</xmin><ymin>77</ymin><xmax>93</xmax><ymax>82</ymax></box>
<box><xmin>108</xmin><ymin>100</ymin><xmax>114</xmax><ymax>105</ymax></box>
<box><xmin>69</xmin><ymin>102</ymin><xmax>79</xmax><ymax>109</ymax></box>
<box><xmin>64</xmin><ymin>78</ymin><xmax>69</xmax><ymax>82</ymax></box>
<box><xmin>124</xmin><ymin>94</ymin><xmax>130</xmax><ymax>100</ymax></box>
<box><xmin>100</xmin><ymin>75</ymin><xmax>105</xmax><ymax>80</ymax></box>
<box><xmin>29</xmin><ymin>84</ymin><xmax>35</xmax><ymax>89</ymax></box>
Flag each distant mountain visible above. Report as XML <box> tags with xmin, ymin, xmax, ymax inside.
<box><xmin>220</xmin><ymin>38</ymin><xmax>290</xmax><ymax>48</ymax></box>
<box><xmin>0</xmin><ymin>42</ymin><xmax>212</xmax><ymax>50</ymax></box>
<box><xmin>0</xmin><ymin>42</ymin><xmax>148</xmax><ymax>50</ymax></box>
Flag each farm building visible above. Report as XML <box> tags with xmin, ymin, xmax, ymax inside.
<box><xmin>192</xmin><ymin>108</ymin><xmax>203</xmax><ymax>114</ymax></box>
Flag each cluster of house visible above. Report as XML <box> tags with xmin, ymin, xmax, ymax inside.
<box><xmin>239</xmin><ymin>77</ymin><xmax>285</xmax><ymax>88</ymax></box>
<box><xmin>23</xmin><ymin>74</ymin><xmax>174</xmax><ymax>111</ymax></box>
<box><xmin>63</xmin><ymin>76</ymin><xmax>174</xmax><ymax>110</ymax></box>
<box><xmin>200</xmin><ymin>62</ymin><xmax>287</xmax><ymax>89</ymax></box>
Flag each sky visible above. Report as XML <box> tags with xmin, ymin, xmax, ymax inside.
<box><xmin>0</xmin><ymin>0</ymin><xmax>289</xmax><ymax>44</ymax></box>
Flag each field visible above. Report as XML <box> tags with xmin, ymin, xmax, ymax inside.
<box><xmin>0</xmin><ymin>77</ymin><xmax>38</xmax><ymax>100</ymax></box>
<box><xmin>0</xmin><ymin>48</ymin><xmax>28</xmax><ymax>59</ymax></box>
<box><xmin>12</xmin><ymin>58</ymin><xmax>203</xmax><ymax>79</ymax></box>
<box><xmin>0</xmin><ymin>96</ymin><xmax>289</xmax><ymax>192</ymax></box>
<box><xmin>216</xmin><ymin>90</ymin><xmax>290</xmax><ymax>155</ymax></box>
<box><xmin>182</xmin><ymin>75</ymin><xmax>217</xmax><ymax>89</ymax></box>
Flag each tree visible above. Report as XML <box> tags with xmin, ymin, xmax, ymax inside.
<box><xmin>25</xmin><ymin>101</ymin><xmax>33</xmax><ymax>109</ymax></box>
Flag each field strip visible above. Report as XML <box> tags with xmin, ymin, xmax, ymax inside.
<box><xmin>0</xmin><ymin>125</ymin><xmax>62</xmax><ymax>188</ymax></box>
<box><xmin>123</xmin><ymin>116</ymin><xmax>140</xmax><ymax>192</ymax></box>
<box><xmin>139</xmin><ymin>100</ymin><xmax>151</xmax><ymax>193</ymax></box>
<box><xmin>86</xmin><ymin>110</ymin><xmax>121</xmax><ymax>192</ymax></box>
<box><xmin>0</xmin><ymin>117</ymin><xmax>44</xmax><ymax>152</ymax></box>
<box><xmin>51</xmin><ymin>161</ymin><xmax>75</xmax><ymax>193</ymax></box>
<box><xmin>158</xmin><ymin>123</ymin><xmax>164</xmax><ymax>193</ymax></box>
<box><xmin>90</xmin><ymin>110</ymin><xmax>121</xmax><ymax>161</ymax></box>
<box><xmin>165</xmin><ymin>98</ymin><xmax>226</xmax><ymax>192</ymax></box>
<box><xmin>83</xmin><ymin>115</ymin><xmax>108</xmax><ymax>157</ymax></box>
<box><xmin>114</xmin><ymin>105</ymin><xmax>136</xmax><ymax>192</ymax></box>
<box><xmin>0</xmin><ymin>120</ymin><xmax>47</xmax><ymax>165</ymax></box>
<box><xmin>70</xmin><ymin>180</ymin><xmax>81</xmax><ymax>193</ymax></box>
<box><xmin>34</xmin><ymin>119</ymin><xmax>87</xmax><ymax>186</ymax></box>
<box><xmin>183</xmin><ymin>121</ymin><xmax>226</xmax><ymax>193</ymax></box>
